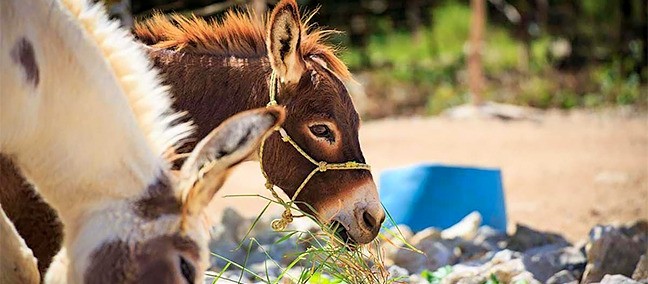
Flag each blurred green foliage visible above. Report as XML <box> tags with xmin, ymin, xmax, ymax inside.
<box><xmin>330</xmin><ymin>0</ymin><xmax>647</xmax><ymax>116</ymax></box>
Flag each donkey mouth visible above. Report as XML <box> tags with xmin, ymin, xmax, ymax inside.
<box><xmin>330</xmin><ymin>221</ymin><xmax>357</xmax><ymax>247</ymax></box>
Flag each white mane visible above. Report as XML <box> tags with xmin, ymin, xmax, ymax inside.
<box><xmin>61</xmin><ymin>0</ymin><xmax>193</xmax><ymax>157</ymax></box>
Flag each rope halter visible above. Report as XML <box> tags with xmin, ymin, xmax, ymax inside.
<box><xmin>259</xmin><ymin>71</ymin><xmax>371</xmax><ymax>231</ymax></box>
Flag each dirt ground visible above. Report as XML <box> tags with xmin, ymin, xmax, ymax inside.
<box><xmin>208</xmin><ymin>109</ymin><xmax>648</xmax><ymax>242</ymax></box>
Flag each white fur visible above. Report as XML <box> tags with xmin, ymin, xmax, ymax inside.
<box><xmin>0</xmin><ymin>0</ymin><xmax>190</xmax><ymax>227</ymax></box>
<box><xmin>1</xmin><ymin>0</ymin><xmax>192</xmax><ymax>281</ymax></box>
<box><xmin>1</xmin><ymin>0</ymin><xmax>280</xmax><ymax>282</ymax></box>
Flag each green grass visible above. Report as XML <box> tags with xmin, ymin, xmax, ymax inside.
<box><xmin>207</xmin><ymin>194</ymin><xmax>420</xmax><ymax>284</ymax></box>
<box><xmin>341</xmin><ymin>1</ymin><xmax>526</xmax><ymax>73</ymax></box>
<box><xmin>421</xmin><ymin>266</ymin><xmax>453</xmax><ymax>284</ymax></box>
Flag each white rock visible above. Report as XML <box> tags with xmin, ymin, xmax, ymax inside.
<box><xmin>547</xmin><ymin>270</ymin><xmax>578</xmax><ymax>284</ymax></box>
<box><xmin>408</xmin><ymin>273</ymin><xmax>432</xmax><ymax>284</ymax></box>
<box><xmin>383</xmin><ymin>225</ymin><xmax>415</xmax><ymax>266</ymax></box>
<box><xmin>387</xmin><ymin>265</ymin><xmax>410</xmax><ymax>280</ymax></box>
<box><xmin>441</xmin><ymin>250</ymin><xmax>540</xmax><ymax>284</ymax></box>
<box><xmin>632</xmin><ymin>254</ymin><xmax>648</xmax><ymax>281</ymax></box>
<box><xmin>599</xmin><ymin>274</ymin><xmax>642</xmax><ymax>284</ymax></box>
<box><xmin>442</xmin><ymin>212</ymin><xmax>482</xmax><ymax>240</ymax></box>
<box><xmin>392</xmin><ymin>238</ymin><xmax>454</xmax><ymax>273</ymax></box>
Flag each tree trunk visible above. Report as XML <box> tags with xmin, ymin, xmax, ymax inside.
<box><xmin>406</xmin><ymin>0</ymin><xmax>423</xmax><ymax>44</ymax></box>
<box><xmin>468</xmin><ymin>0</ymin><xmax>486</xmax><ymax>105</ymax></box>
<box><xmin>519</xmin><ymin>37</ymin><xmax>531</xmax><ymax>73</ymax></box>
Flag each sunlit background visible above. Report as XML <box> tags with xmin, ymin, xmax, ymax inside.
<box><xmin>101</xmin><ymin>0</ymin><xmax>647</xmax><ymax>281</ymax></box>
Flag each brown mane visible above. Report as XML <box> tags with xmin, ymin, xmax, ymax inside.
<box><xmin>134</xmin><ymin>9</ymin><xmax>351</xmax><ymax>79</ymax></box>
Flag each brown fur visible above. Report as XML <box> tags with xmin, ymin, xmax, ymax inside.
<box><xmin>135</xmin><ymin>175</ymin><xmax>181</xmax><ymax>220</ymax></box>
<box><xmin>142</xmin><ymin>45</ymin><xmax>373</xmax><ymax>218</ymax></box>
<box><xmin>10</xmin><ymin>37</ymin><xmax>39</xmax><ymax>86</ymax></box>
<box><xmin>136</xmin><ymin>0</ymin><xmax>375</xmax><ymax>231</ymax></box>
<box><xmin>133</xmin><ymin>3</ymin><xmax>351</xmax><ymax>80</ymax></box>
<box><xmin>0</xmin><ymin>155</ymin><xmax>62</xmax><ymax>277</ymax></box>
<box><xmin>84</xmin><ymin>235</ymin><xmax>200</xmax><ymax>284</ymax></box>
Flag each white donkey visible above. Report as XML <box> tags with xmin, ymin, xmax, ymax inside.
<box><xmin>0</xmin><ymin>0</ymin><xmax>285</xmax><ymax>283</ymax></box>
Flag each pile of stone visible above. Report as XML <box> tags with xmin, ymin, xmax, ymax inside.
<box><xmin>205</xmin><ymin>208</ymin><xmax>648</xmax><ymax>284</ymax></box>
<box><xmin>384</xmin><ymin>212</ymin><xmax>647</xmax><ymax>284</ymax></box>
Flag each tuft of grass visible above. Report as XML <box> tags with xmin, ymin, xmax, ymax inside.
<box><xmin>209</xmin><ymin>194</ymin><xmax>420</xmax><ymax>284</ymax></box>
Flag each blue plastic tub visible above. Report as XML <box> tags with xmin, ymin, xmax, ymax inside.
<box><xmin>379</xmin><ymin>163</ymin><xmax>507</xmax><ymax>232</ymax></box>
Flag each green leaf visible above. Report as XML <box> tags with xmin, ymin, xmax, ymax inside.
<box><xmin>274</xmin><ymin>231</ymin><xmax>298</xmax><ymax>244</ymax></box>
<box><xmin>484</xmin><ymin>273</ymin><xmax>500</xmax><ymax>284</ymax></box>
<box><xmin>421</xmin><ymin>266</ymin><xmax>453</xmax><ymax>284</ymax></box>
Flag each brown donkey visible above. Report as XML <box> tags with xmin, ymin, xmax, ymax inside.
<box><xmin>135</xmin><ymin>0</ymin><xmax>385</xmax><ymax>243</ymax></box>
<box><xmin>0</xmin><ymin>0</ymin><xmax>385</xmax><ymax>275</ymax></box>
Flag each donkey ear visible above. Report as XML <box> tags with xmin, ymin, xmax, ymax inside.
<box><xmin>267</xmin><ymin>0</ymin><xmax>305</xmax><ymax>85</ymax></box>
<box><xmin>179</xmin><ymin>106</ymin><xmax>285</xmax><ymax>215</ymax></box>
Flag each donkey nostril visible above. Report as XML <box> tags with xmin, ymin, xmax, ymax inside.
<box><xmin>362</xmin><ymin>210</ymin><xmax>377</xmax><ymax>230</ymax></box>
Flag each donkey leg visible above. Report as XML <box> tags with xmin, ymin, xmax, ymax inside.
<box><xmin>0</xmin><ymin>155</ymin><xmax>63</xmax><ymax>277</ymax></box>
<box><xmin>0</xmin><ymin>203</ymin><xmax>40</xmax><ymax>284</ymax></box>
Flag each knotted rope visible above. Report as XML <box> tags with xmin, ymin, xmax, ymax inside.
<box><xmin>259</xmin><ymin>71</ymin><xmax>371</xmax><ymax>231</ymax></box>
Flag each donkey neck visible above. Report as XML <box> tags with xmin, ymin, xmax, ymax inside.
<box><xmin>149</xmin><ymin>50</ymin><xmax>273</xmax><ymax>144</ymax></box>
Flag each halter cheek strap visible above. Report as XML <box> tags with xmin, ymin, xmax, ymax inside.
<box><xmin>259</xmin><ymin>71</ymin><xmax>371</xmax><ymax>231</ymax></box>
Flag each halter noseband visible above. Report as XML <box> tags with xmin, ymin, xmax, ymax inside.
<box><xmin>259</xmin><ymin>71</ymin><xmax>371</xmax><ymax>231</ymax></box>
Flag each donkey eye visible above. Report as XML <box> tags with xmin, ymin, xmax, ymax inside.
<box><xmin>309</xmin><ymin>124</ymin><xmax>334</xmax><ymax>141</ymax></box>
<box><xmin>179</xmin><ymin>256</ymin><xmax>195</xmax><ymax>284</ymax></box>
<box><xmin>309</xmin><ymin>125</ymin><xmax>329</xmax><ymax>136</ymax></box>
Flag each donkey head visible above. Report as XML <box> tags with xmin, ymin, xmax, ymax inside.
<box><xmin>261</xmin><ymin>0</ymin><xmax>385</xmax><ymax>245</ymax></box>
<box><xmin>72</xmin><ymin>107</ymin><xmax>284</xmax><ymax>284</ymax></box>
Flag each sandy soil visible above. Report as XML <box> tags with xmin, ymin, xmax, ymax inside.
<box><xmin>208</xmin><ymin>110</ymin><xmax>648</xmax><ymax>242</ymax></box>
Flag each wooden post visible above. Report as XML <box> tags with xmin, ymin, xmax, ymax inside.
<box><xmin>468</xmin><ymin>0</ymin><xmax>486</xmax><ymax>106</ymax></box>
<box><xmin>406</xmin><ymin>0</ymin><xmax>423</xmax><ymax>44</ymax></box>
